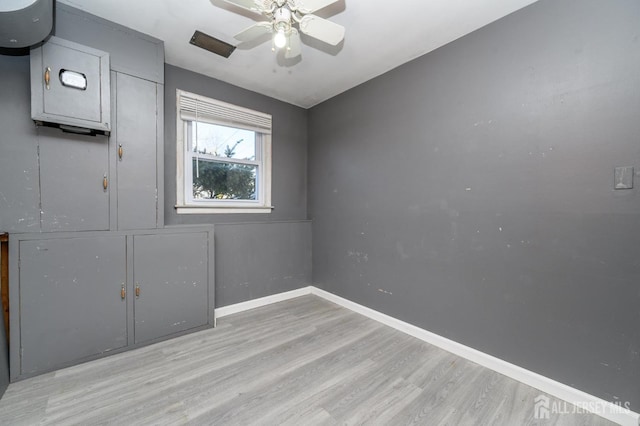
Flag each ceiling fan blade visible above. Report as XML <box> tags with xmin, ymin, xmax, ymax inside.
<box><xmin>285</xmin><ymin>29</ymin><xmax>301</xmax><ymax>58</ymax></box>
<box><xmin>299</xmin><ymin>14</ymin><xmax>345</xmax><ymax>46</ymax></box>
<box><xmin>294</xmin><ymin>0</ymin><xmax>339</xmax><ymax>14</ymax></box>
<box><xmin>234</xmin><ymin>22</ymin><xmax>272</xmax><ymax>43</ymax></box>
<box><xmin>221</xmin><ymin>0</ymin><xmax>270</xmax><ymax>14</ymax></box>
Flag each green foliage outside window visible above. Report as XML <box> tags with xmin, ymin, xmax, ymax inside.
<box><xmin>192</xmin><ymin>143</ymin><xmax>256</xmax><ymax>200</ymax></box>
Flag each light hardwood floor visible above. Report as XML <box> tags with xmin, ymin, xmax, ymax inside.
<box><xmin>0</xmin><ymin>295</ymin><xmax>615</xmax><ymax>425</ymax></box>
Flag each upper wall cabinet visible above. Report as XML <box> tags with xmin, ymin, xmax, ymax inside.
<box><xmin>0</xmin><ymin>5</ymin><xmax>164</xmax><ymax>233</ymax></box>
<box><xmin>30</xmin><ymin>36</ymin><xmax>111</xmax><ymax>135</ymax></box>
<box><xmin>38</xmin><ymin>128</ymin><xmax>110</xmax><ymax>232</ymax></box>
<box><xmin>36</xmin><ymin>71</ymin><xmax>162</xmax><ymax>233</ymax></box>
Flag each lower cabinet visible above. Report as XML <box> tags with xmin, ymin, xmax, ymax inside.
<box><xmin>133</xmin><ymin>233</ymin><xmax>209</xmax><ymax>344</ymax></box>
<box><xmin>10</xmin><ymin>228</ymin><xmax>214</xmax><ymax>380</ymax></box>
<box><xmin>19</xmin><ymin>235</ymin><xmax>127</xmax><ymax>375</ymax></box>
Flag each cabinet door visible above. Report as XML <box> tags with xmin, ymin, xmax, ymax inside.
<box><xmin>31</xmin><ymin>36</ymin><xmax>111</xmax><ymax>133</ymax></box>
<box><xmin>133</xmin><ymin>233</ymin><xmax>209</xmax><ymax>344</ymax></box>
<box><xmin>19</xmin><ymin>235</ymin><xmax>127</xmax><ymax>376</ymax></box>
<box><xmin>0</xmin><ymin>55</ymin><xmax>41</xmax><ymax>232</ymax></box>
<box><xmin>38</xmin><ymin>127</ymin><xmax>110</xmax><ymax>232</ymax></box>
<box><xmin>115</xmin><ymin>73</ymin><xmax>157</xmax><ymax>230</ymax></box>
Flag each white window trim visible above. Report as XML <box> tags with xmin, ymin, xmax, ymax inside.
<box><xmin>175</xmin><ymin>89</ymin><xmax>273</xmax><ymax>214</ymax></box>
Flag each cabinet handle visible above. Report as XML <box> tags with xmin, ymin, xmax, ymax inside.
<box><xmin>118</xmin><ymin>144</ymin><xmax>123</xmax><ymax>160</ymax></box>
<box><xmin>135</xmin><ymin>284</ymin><xmax>140</xmax><ymax>297</ymax></box>
<box><xmin>121</xmin><ymin>284</ymin><xmax>126</xmax><ymax>300</ymax></box>
<box><xmin>103</xmin><ymin>174</ymin><xmax>108</xmax><ymax>191</ymax></box>
<box><xmin>44</xmin><ymin>67</ymin><xmax>51</xmax><ymax>90</ymax></box>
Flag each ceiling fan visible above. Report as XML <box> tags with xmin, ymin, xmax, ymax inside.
<box><xmin>221</xmin><ymin>0</ymin><xmax>345</xmax><ymax>58</ymax></box>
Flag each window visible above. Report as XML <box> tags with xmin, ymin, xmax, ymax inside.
<box><xmin>176</xmin><ymin>90</ymin><xmax>272</xmax><ymax>214</ymax></box>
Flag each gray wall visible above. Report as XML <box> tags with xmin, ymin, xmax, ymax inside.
<box><xmin>215</xmin><ymin>221</ymin><xmax>312</xmax><ymax>307</ymax></box>
<box><xmin>163</xmin><ymin>65</ymin><xmax>311</xmax><ymax>306</ymax></box>
<box><xmin>308</xmin><ymin>0</ymin><xmax>640</xmax><ymax>410</ymax></box>
<box><xmin>164</xmin><ymin>64</ymin><xmax>308</xmax><ymax>225</ymax></box>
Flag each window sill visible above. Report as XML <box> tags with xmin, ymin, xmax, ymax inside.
<box><xmin>175</xmin><ymin>205</ymin><xmax>274</xmax><ymax>215</ymax></box>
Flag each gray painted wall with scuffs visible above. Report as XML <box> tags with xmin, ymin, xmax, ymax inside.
<box><xmin>215</xmin><ymin>221</ymin><xmax>312</xmax><ymax>307</ymax></box>
<box><xmin>308</xmin><ymin>0</ymin><xmax>640</xmax><ymax>410</ymax></box>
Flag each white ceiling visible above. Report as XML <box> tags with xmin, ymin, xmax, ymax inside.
<box><xmin>57</xmin><ymin>0</ymin><xmax>539</xmax><ymax>108</ymax></box>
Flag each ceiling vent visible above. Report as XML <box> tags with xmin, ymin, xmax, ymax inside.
<box><xmin>189</xmin><ymin>30</ymin><xmax>236</xmax><ymax>58</ymax></box>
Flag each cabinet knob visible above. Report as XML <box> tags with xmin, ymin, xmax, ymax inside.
<box><xmin>135</xmin><ymin>284</ymin><xmax>141</xmax><ymax>297</ymax></box>
<box><xmin>121</xmin><ymin>284</ymin><xmax>126</xmax><ymax>300</ymax></box>
<box><xmin>44</xmin><ymin>67</ymin><xmax>51</xmax><ymax>90</ymax></box>
<box><xmin>118</xmin><ymin>144</ymin><xmax>123</xmax><ymax>160</ymax></box>
<box><xmin>103</xmin><ymin>174</ymin><xmax>108</xmax><ymax>191</ymax></box>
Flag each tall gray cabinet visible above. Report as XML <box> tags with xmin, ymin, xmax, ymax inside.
<box><xmin>112</xmin><ymin>72</ymin><xmax>162</xmax><ymax>230</ymax></box>
<box><xmin>6</xmin><ymin>5</ymin><xmax>215</xmax><ymax>382</ymax></box>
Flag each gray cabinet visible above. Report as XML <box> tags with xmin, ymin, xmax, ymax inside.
<box><xmin>10</xmin><ymin>229</ymin><xmax>214</xmax><ymax>380</ymax></box>
<box><xmin>18</xmin><ymin>235</ymin><xmax>127</xmax><ymax>376</ymax></box>
<box><xmin>34</xmin><ymin>71</ymin><xmax>162</xmax><ymax>233</ymax></box>
<box><xmin>0</xmin><ymin>55</ymin><xmax>42</xmax><ymax>233</ymax></box>
<box><xmin>31</xmin><ymin>36</ymin><xmax>111</xmax><ymax>134</ymax></box>
<box><xmin>22</xmin><ymin>33</ymin><xmax>164</xmax><ymax>233</ymax></box>
<box><xmin>113</xmin><ymin>73</ymin><xmax>158</xmax><ymax>230</ymax></box>
<box><xmin>133</xmin><ymin>233</ymin><xmax>209</xmax><ymax>344</ymax></box>
<box><xmin>38</xmin><ymin>127</ymin><xmax>110</xmax><ymax>232</ymax></box>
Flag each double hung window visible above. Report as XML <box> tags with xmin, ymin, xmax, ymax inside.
<box><xmin>176</xmin><ymin>90</ymin><xmax>272</xmax><ymax>214</ymax></box>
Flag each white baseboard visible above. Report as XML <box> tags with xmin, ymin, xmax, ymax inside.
<box><xmin>215</xmin><ymin>286</ymin><xmax>312</xmax><ymax>318</ymax></box>
<box><xmin>215</xmin><ymin>286</ymin><xmax>639</xmax><ymax>426</ymax></box>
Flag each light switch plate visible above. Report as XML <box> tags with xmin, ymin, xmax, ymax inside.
<box><xmin>614</xmin><ymin>166</ymin><xmax>634</xmax><ymax>189</ymax></box>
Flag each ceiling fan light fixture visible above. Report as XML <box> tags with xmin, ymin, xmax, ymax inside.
<box><xmin>225</xmin><ymin>0</ymin><xmax>345</xmax><ymax>59</ymax></box>
<box><xmin>274</xmin><ymin>28</ymin><xmax>287</xmax><ymax>49</ymax></box>
<box><xmin>272</xmin><ymin>6</ymin><xmax>291</xmax><ymax>50</ymax></box>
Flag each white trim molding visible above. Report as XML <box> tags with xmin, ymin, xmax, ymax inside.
<box><xmin>215</xmin><ymin>286</ymin><xmax>313</xmax><ymax>318</ymax></box>
<box><xmin>175</xmin><ymin>206</ymin><xmax>274</xmax><ymax>215</ymax></box>
<box><xmin>214</xmin><ymin>286</ymin><xmax>640</xmax><ymax>426</ymax></box>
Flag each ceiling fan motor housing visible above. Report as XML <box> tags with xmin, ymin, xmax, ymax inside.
<box><xmin>273</xmin><ymin>6</ymin><xmax>292</xmax><ymax>29</ymax></box>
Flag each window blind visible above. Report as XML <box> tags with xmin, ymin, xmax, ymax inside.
<box><xmin>178</xmin><ymin>91</ymin><xmax>272</xmax><ymax>134</ymax></box>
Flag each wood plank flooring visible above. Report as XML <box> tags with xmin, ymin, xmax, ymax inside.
<box><xmin>0</xmin><ymin>295</ymin><xmax>616</xmax><ymax>425</ymax></box>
